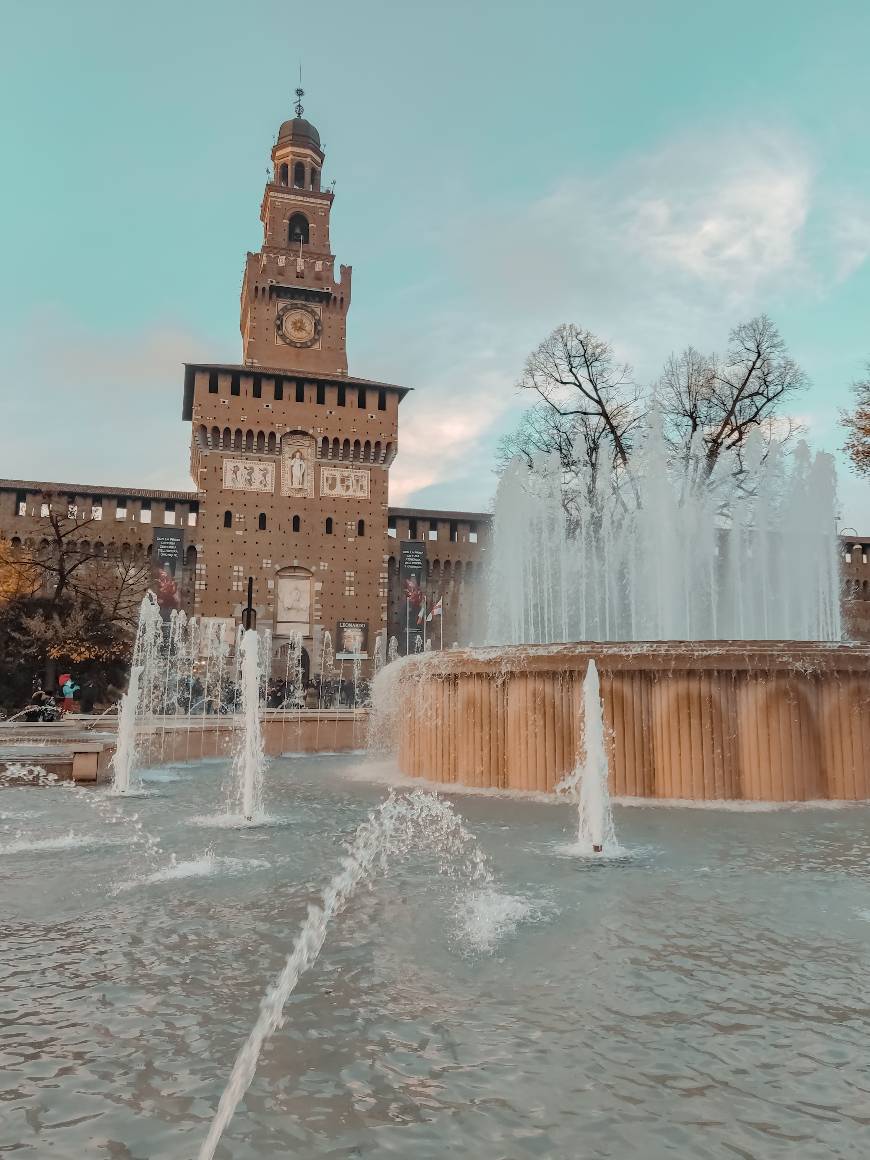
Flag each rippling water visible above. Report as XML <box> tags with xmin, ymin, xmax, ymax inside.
<box><xmin>1</xmin><ymin>756</ymin><xmax>869</xmax><ymax>1158</ymax></box>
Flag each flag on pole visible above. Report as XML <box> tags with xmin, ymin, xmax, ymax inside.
<box><xmin>427</xmin><ymin>596</ymin><xmax>443</xmax><ymax>622</ymax></box>
<box><xmin>416</xmin><ymin>596</ymin><xmax>427</xmax><ymax>625</ymax></box>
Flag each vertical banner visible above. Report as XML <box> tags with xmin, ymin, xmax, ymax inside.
<box><xmin>399</xmin><ymin>540</ymin><xmax>427</xmax><ymax>655</ymax></box>
<box><xmin>152</xmin><ymin>527</ymin><xmax>185</xmax><ymax>619</ymax></box>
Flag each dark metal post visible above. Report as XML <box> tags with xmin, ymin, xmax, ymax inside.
<box><xmin>242</xmin><ymin>576</ymin><xmax>256</xmax><ymax>631</ymax></box>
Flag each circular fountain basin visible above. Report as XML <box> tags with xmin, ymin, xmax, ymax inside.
<box><xmin>392</xmin><ymin>641</ymin><xmax>870</xmax><ymax>801</ymax></box>
<box><xmin>2</xmin><ymin>754</ymin><xmax>870</xmax><ymax>1157</ymax></box>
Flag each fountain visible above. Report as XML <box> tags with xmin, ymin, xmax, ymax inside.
<box><xmin>382</xmin><ymin>424</ymin><xmax>870</xmax><ymax>801</ymax></box>
<box><xmin>110</xmin><ymin>592</ymin><xmax>163</xmax><ymax>794</ymax></box>
<box><xmin>556</xmin><ymin>660</ymin><xmax>616</xmax><ymax>853</ymax></box>
<box><xmin>488</xmin><ymin>425</ymin><xmax>841</xmax><ymax>644</ymax></box>
<box><xmin>227</xmin><ymin>628</ymin><xmax>266</xmax><ymax>822</ymax></box>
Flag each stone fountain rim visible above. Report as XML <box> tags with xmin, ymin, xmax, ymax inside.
<box><xmin>397</xmin><ymin>639</ymin><xmax>870</xmax><ymax>677</ymax></box>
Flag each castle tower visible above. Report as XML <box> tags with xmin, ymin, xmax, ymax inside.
<box><xmin>239</xmin><ymin>88</ymin><xmax>351</xmax><ymax>375</ymax></box>
<box><xmin>182</xmin><ymin>95</ymin><xmax>410</xmax><ymax>675</ymax></box>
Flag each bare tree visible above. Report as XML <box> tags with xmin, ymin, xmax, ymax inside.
<box><xmin>503</xmin><ymin>314</ymin><xmax>807</xmax><ymax>524</ymax></box>
<box><xmin>842</xmin><ymin>363</ymin><xmax>870</xmax><ymax>479</ymax></box>
<box><xmin>655</xmin><ymin>346</ymin><xmax>718</xmax><ymax>459</ymax></box>
<box><xmin>497</xmin><ymin>404</ymin><xmax>581</xmax><ymax>475</ymax></box>
<box><xmin>87</xmin><ymin>555</ymin><xmax>150</xmax><ymax>630</ymax></box>
<box><xmin>656</xmin><ymin>318</ymin><xmax>807</xmax><ymax>475</ymax></box>
<box><xmin>518</xmin><ymin>324</ymin><xmax>644</xmax><ymax>467</ymax></box>
<box><xmin>706</xmin><ymin>315</ymin><xmax>807</xmax><ymax>473</ymax></box>
<box><xmin>497</xmin><ymin>402</ymin><xmax>636</xmax><ymax>521</ymax></box>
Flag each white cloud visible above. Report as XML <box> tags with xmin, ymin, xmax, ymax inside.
<box><xmin>384</xmin><ymin>126</ymin><xmax>870</xmax><ymax>509</ymax></box>
<box><xmin>453</xmin><ymin>129</ymin><xmax>825</xmax><ymax>368</ymax></box>
<box><xmin>389</xmin><ymin>368</ymin><xmax>512</xmax><ymax>504</ymax></box>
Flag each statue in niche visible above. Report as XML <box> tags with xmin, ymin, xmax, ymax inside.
<box><xmin>289</xmin><ymin>450</ymin><xmax>306</xmax><ymax>490</ymax></box>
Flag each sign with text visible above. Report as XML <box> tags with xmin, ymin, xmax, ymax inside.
<box><xmin>399</xmin><ymin>540</ymin><xmax>427</xmax><ymax>654</ymax></box>
<box><xmin>151</xmin><ymin>527</ymin><xmax>185</xmax><ymax>618</ymax></box>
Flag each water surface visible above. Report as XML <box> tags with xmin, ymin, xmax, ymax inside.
<box><xmin>1</xmin><ymin>756</ymin><xmax>869</xmax><ymax>1158</ymax></box>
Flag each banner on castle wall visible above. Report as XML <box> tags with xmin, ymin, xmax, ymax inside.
<box><xmin>399</xmin><ymin>540</ymin><xmax>427</xmax><ymax>654</ymax></box>
<box><xmin>336</xmin><ymin>620</ymin><xmax>368</xmax><ymax>660</ymax></box>
<box><xmin>152</xmin><ymin>527</ymin><xmax>185</xmax><ymax>618</ymax></box>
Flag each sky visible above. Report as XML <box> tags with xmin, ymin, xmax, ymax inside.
<box><xmin>1</xmin><ymin>0</ymin><xmax>869</xmax><ymax>527</ymax></box>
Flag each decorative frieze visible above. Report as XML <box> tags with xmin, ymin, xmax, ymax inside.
<box><xmin>222</xmin><ymin>459</ymin><xmax>275</xmax><ymax>493</ymax></box>
<box><xmin>319</xmin><ymin>466</ymin><xmax>370</xmax><ymax>499</ymax></box>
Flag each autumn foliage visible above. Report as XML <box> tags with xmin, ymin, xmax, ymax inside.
<box><xmin>842</xmin><ymin>366</ymin><xmax>870</xmax><ymax>479</ymax></box>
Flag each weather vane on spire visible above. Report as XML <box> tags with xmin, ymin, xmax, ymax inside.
<box><xmin>294</xmin><ymin>62</ymin><xmax>304</xmax><ymax>118</ymax></box>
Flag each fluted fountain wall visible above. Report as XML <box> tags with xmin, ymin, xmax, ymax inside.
<box><xmin>390</xmin><ymin>643</ymin><xmax>870</xmax><ymax>801</ymax></box>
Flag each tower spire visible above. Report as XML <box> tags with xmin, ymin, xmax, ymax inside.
<box><xmin>294</xmin><ymin>63</ymin><xmax>304</xmax><ymax>118</ymax></box>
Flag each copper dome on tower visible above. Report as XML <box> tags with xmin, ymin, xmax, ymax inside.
<box><xmin>277</xmin><ymin>117</ymin><xmax>321</xmax><ymax>150</ymax></box>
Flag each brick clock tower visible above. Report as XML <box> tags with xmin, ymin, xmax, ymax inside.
<box><xmin>182</xmin><ymin>91</ymin><xmax>409</xmax><ymax>674</ymax></box>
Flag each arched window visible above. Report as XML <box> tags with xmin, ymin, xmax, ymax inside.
<box><xmin>325</xmin><ymin>517</ymin><xmax>333</xmax><ymax>534</ymax></box>
<box><xmin>357</xmin><ymin>519</ymin><xmax>365</xmax><ymax>537</ymax></box>
<box><xmin>293</xmin><ymin>161</ymin><xmax>305</xmax><ymax>188</ymax></box>
<box><xmin>258</xmin><ymin>513</ymin><xmax>267</xmax><ymax>530</ymax></box>
<box><xmin>288</xmin><ymin>213</ymin><xmax>309</xmax><ymax>245</ymax></box>
<box><xmin>224</xmin><ymin>511</ymin><xmax>232</xmax><ymax>528</ymax></box>
<box><xmin>292</xmin><ymin>515</ymin><xmax>300</xmax><ymax>532</ymax></box>
<box><xmin>278</xmin><ymin>162</ymin><xmax>288</xmax><ymax>185</ymax></box>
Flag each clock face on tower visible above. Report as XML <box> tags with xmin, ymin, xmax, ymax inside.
<box><xmin>276</xmin><ymin>304</ymin><xmax>322</xmax><ymax>348</ymax></box>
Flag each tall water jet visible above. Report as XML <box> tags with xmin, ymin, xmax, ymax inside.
<box><xmin>111</xmin><ymin>666</ymin><xmax>143</xmax><ymax>796</ymax></box>
<box><xmin>110</xmin><ymin>593</ymin><xmax>163</xmax><ymax>795</ymax></box>
<box><xmin>557</xmin><ymin>660</ymin><xmax>616</xmax><ymax>854</ymax></box>
<box><xmin>373</xmin><ymin>631</ymin><xmax>386</xmax><ymax>677</ymax></box>
<box><xmin>228</xmin><ymin>629</ymin><xmax>266</xmax><ymax>822</ymax></box>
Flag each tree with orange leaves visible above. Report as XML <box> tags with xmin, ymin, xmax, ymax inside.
<box><xmin>842</xmin><ymin>364</ymin><xmax>870</xmax><ymax>479</ymax></box>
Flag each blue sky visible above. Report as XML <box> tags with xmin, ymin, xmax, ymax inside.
<box><xmin>1</xmin><ymin>0</ymin><xmax>869</xmax><ymax>525</ymax></box>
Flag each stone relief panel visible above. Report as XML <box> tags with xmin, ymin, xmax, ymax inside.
<box><xmin>222</xmin><ymin>459</ymin><xmax>275</xmax><ymax>493</ymax></box>
<box><xmin>319</xmin><ymin>466</ymin><xmax>371</xmax><ymax>499</ymax></box>
<box><xmin>276</xmin><ymin>573</ymin><xmax>311</xmax><ymax>635</ymax></box>
<box><xmin>280</xmin><ymin>433</ymin><xmax>315</xmax><ymax>498</ymax></box>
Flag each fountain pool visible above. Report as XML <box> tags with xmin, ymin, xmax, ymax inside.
<box><xmin>2</xmin><ymin>753</ymin><xmax>870</xmax><ymax>1158</ymax></box>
